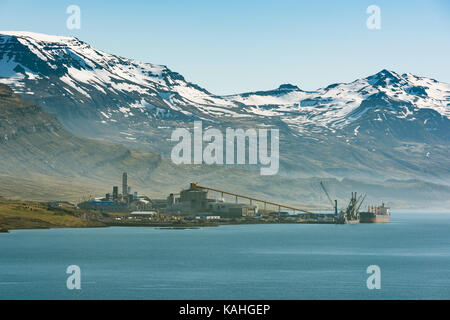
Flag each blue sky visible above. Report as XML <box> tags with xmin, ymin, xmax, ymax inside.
<box><xmin>1</xmin><ymin>0</ymin><xmax>449</xmax><ymax>94</ymax></box>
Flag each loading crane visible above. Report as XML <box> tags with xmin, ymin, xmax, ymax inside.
<box><xmin>356</xmin><ymin>194</ymin><xmax>367</xmax><ymax>213</ymax></box>
<box><xmin>343</xmin><ymin>192</ymin><xmax>366</xmax><ymax>221</ymax></box>
<box><xmin>320</xmin><ymin>181</ymin><xmax>338</xmax><ymax>215</ymax></box>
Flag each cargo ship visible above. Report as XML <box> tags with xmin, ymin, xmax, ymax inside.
<box><xmin>359</xmin><ymin>203</ymin><xmax>390</xmax><ymax>223</ymax></box>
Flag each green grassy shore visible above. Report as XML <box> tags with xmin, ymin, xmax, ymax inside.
<box><xmin>0</xmin><ymin>197</ymin><xmax>105</xmax><ymax>232</ymax></box>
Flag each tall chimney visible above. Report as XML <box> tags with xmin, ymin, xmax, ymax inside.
<box><xmin>113</xmin><ymin>186</ymin><xmax>118</xmax><ymax>200</ymax></box>
<box><xmin>122</xmin><ymin>172</ymin><xmax>128</xmax><ymax>196</ymax></box>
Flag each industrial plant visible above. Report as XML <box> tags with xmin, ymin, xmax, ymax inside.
<box><xmin>78</xmin><ymin>172</ymin><xmax>153</xmax><ymax>212</ymax></box>
<box><xmin>77</xmin><ymin>173</ymin><xmax>390</xmax><ymax>225</ymax></box>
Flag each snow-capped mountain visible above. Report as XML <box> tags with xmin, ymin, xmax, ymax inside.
<box><xmin>1</xmin><ymin>31</ymin><xmax>449</xmax><ymax>132</ymax></box>
<box><xmin>0</xmin><ymin>31</ymin><xmax>242</xmax><ymax>125</ymax></box>
<box><xmin>0</xmin><ymin>31</ymin><xmax>449</xmax><ymax>183</ymax></box>
<box><xmin>225</xmin><ymin>70</ymin><xmax>450</xmax><ymax>133</ymax></box>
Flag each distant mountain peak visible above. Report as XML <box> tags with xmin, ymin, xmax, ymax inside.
<box><xmin>0</xmin><ymin>30</ymin><xmax>242</xmax><ymax>123</ymax></box>
<box><xmin>376</xmin><ymin>68</ymin><xmax>399</xmax><ymax>77</ymax></box>
<box><xmin>0</xmin><ymin>31</ymin><xmax>78</xmax><ymax>43</ymax></box>
<box><xmin>277</xmin><ymin>83</ymin><xmax>300</xmax><ymax>91</ymax></box>
<box><xmin>366</xmin><ymin>69</ymin><xmax>403</xmax><ymax>86</ymax></box>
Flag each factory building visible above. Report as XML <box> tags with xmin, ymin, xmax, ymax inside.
<box><xmin>77</xmin><ymin>175</ymin><xmax>256</xmax><ymax>219</ymax></box>
<box><xmin>166</xmin><ymin>183</ymin><xmax>257</xmax><ymax>217</ymax></box>
<box><xmin>130</xmin><ymin>211</ymin><xmax>158</xmax><ymax>218</ymax></box>
<box><xmin>77</xmin><ymin>172</ymin><xmax>147</xmax><ymax>213</ymax></box>
<box><xmin>208</xmin><ymin>202</ymin><xmax>257</xmax><ymax>217</ymax></box>
<box><xmin>130</xmin><ymin>196</ymin><xmax>153</xmax><ymax>211</ymax></box>
<box><xmin>150</xmin><ymin>199</ymin><xmax>170</xmax><ymax>210</ymax></box>
<box><xmin>187</xmin><ymin>214</ymin><xmax>221</xmax><ymax>220</ymax></box>
<box><xmin>78</xmin><ymin>200</ymin><xmax>130</xmax><ymax>212</ymax></box>
<box><xmin>179</xmin><ymin>185</ymin><xmax>210</xmax><ymax>211</ymax></box>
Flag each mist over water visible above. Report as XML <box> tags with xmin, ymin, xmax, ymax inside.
<box><xmin>1</xmin><ymin>212</ymin><xmax>449</xmax><ymax>299</ymax></box>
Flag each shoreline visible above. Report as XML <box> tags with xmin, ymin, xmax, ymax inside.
<box><xmin>0</xmin><ymin>225</ymin><xmax>107</xmax><ymax>233</ymax></box>
<box><xmin>4</xmin><ymin>211</ymin><xmax>448</xmax><ymax>233</ymax></box>
<box><xmin>0</xmin><ymin>219</ymin><xmax>340</xmax><ymax>233</ymax></box>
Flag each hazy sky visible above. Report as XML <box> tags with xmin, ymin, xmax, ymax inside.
<box><xmin>1</xmin><ymin>0</ymin><xmax>449</xmax><ymax>94</ymax></box>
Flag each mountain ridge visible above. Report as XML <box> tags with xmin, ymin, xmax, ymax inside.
<box><xmin>0</xmin><ymin>31</ymin><xmax>449</xmax><ymax>186</ymax></box>
<box><xmin>1</xmin><ymin>31</ymin><xmax>448</xmax><ymax>124</ymax></box>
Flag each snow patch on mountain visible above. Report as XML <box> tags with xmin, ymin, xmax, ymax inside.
<box><xmin>224</xmin><ymin>70</ymin><xmax>449</xmax><ymax>131</ymax></box>
<box><xmin>0</xmin><ymin>31</ymin><xmax>449</xmax><ymax>134</ymax></box>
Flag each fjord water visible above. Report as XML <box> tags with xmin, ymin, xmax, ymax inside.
<box><xmin>1</xmin><ymin>212</ymin><xmax>449</xmax><ymax>299</ymax></box>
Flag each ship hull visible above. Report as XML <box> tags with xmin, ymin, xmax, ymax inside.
<box><xmin>334</xmin><ymin>217</ymin><xmax>360</xmax><ymax>224</ymax></box>
<box><xmin>360</xmin><ymin>212</ymin><xmax>390</xmax><ymax>223</ymax></box>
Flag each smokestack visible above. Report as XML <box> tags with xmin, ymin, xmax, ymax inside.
<box><xmin>122</xmin><ymin>172</ymin><xmax>128</xmax><ymax>196</ymax></box>
<box><xmin>112</xmin><ymin>186</ymin><xmax>118</xmax><ymax>201</ymax></box>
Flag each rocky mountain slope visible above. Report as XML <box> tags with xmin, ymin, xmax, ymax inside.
<box><xmin>0</xmin><ymin>83</ymin><xmax>162</xmax><ymax>185</ymax></box>
<box><xmin>0</xmin><ymin>31</ymin><xmax>449</xmax><ymax>191</ymax></box>
<box><xmin>0</xmin><ymin>83</ymin><xmax>449</xmax><ymax>209</ymax></box>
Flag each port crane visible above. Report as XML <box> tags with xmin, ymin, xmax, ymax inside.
<box><xmin>320</xmin><ymin>181</ymin><xmax>338</xmax><ymax>215</ymax></box>
<box><xmin>319</xmin><ymin>182</ymin><xmax>367</xmax><ymax>223</ymax></box>
<box><xmin>342</xmin><ymin>192</ymin><xmax>366</xmax><ymax>222</ymax></box>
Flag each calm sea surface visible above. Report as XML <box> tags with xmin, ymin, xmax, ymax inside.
<box><xmin>1</xmin><ymin>212</ymin><xmax>449</xmax><ymax>299</ymax></box>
